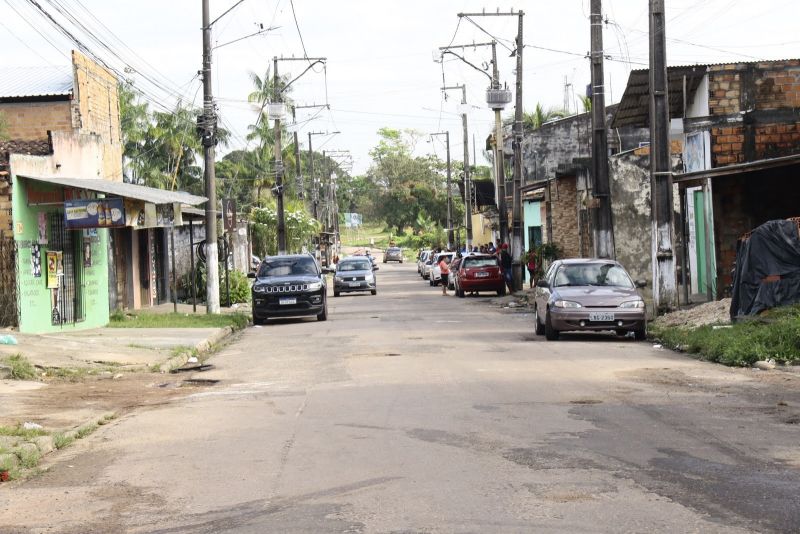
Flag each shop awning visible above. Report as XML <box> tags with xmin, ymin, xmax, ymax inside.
<box><xmin>673</xmin><ymin>154</ymin><xmax>800</xmax><ymax>187</ymax></box>
<box><xmin>18</xmin><ymin>175</ymin><xmax>207</xmax><ymax>205</ymax></box>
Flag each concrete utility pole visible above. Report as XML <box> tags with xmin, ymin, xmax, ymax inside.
<box><xmin>273</xmin><ymin>57</ymin><xmax>287</xmax><ymax>255</ymax></box>
<box><xmin>510</xmin><ymin>10</ymin><xmax>525</xmax><ymax>292</ymax></box>
<box><xmin>590</xmin><ymin>0</ymin><xmax>615</xmax><ymax>259</ymax></box>
<box><xmin>489</xmin><ymin>41</ymin><xmax>509</xmax><ymax>247</ymax></box>
<box><xmin>291</xmin><ymin>106</ymin><xmax>303</xmax><ymax>199</ymax></box>
<box><xmin>201</xmin><ymin>0</ymin><xmax>219</xmax><ymax>314</ymax></box>
<box><xmin>442</xmin><ymin>84</ymin><xmax>473</xmax><ymax>251</ymax></box>
<box><xmin>307</xmin><ymin>130</ymin><xmax>338</xmax><ymax>221</ymax></box>
<box><xmin>649</xmin><ymin>0</ymin><xmax>678</xmax><ymax>313</ymax></box>
<box><xmin>430</xmin><ymin>131</ymin><xmax>453</xmax><ymax>249</ymax></box>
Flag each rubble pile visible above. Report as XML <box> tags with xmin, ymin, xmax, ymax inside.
<box><xmin>652</xmin><ymin>298</ymin><xmax>732</xmax><ymax>329</ymax></box>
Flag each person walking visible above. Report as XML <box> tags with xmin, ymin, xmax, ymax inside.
<box><xmin>499</xmin><ymin>243</ymin><xmax>513</xmax><ymax>294</ymax></box>
<box><xmin>526</xmin><ymin>249</ymin><xmax>537</xmax><ymax>289</ymax></box>
<box><xmin>438</xmin><ymin>255</ymin><xmax>451</xmax><ymax>296</ymax></box>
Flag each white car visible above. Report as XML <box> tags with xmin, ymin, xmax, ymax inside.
<box><xmin>417</xmin><ymin>250</ymin><xmax>432</xmax><ymax>277</ymax></box>
<box><xmin>429</xmin><ymin>252</ymin><xmax>455</xmax><ymax>286</ymax></box>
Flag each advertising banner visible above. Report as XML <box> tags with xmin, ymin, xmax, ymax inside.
<box><xmin>64</xmin><ymin>198</ymin><xmax>126</xmax><ymax>229</ymax></box>
<box><xmin>46</xmin><ymin>250</ymin><xmax>61</xmax><ymax>289</ymax></box>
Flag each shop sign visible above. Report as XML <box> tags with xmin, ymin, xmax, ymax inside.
<box><xmin>139</xmin><ymin>202</ymin><xmax>183</xmax><ymax>228</ymax></box>
<box><xmin>64</xmin><ymin>198</ymin><xmax>125</xmax><ymax>229</ymax></box>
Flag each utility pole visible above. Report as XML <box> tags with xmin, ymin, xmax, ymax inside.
<box><xmin>430</xmin><ymin>132</ymin><xmax>453</xmax><ymax>249</ymax></box>
<box><xmin>272</xmin><ymin>57</ymin><xmax>287</xmax><ymax>255</ymax></box>
<box><xmin>291</xmin><ymin>106</ymin><xmax>303</xmax><ymax>199</ymax></box>
<box><xmin>442</xmin><ymin>84</ymin><xmax>472</xmax><ymax>251</ymax></box>
<box><xmin>649</xmin><ymin>0</ymin><xmax>677</xmax><ymax>313</ymax></box>
<box><xmin>488</xmin><ymin>42</ymin><xmax>510</xmax><ymax>248</ymax></box>
<box><xmin>201</xmin><ymin>0</ymin><xmax>219</xmax><ymax>313</ymax></box>
<box><xmin>590</xmin><ymin>0</ymin><xmax>615</xmax><ymax>259</ymax></box>
<box><xmin>510</xmin><ymin>10</ymin><xmax>525</xmax><ymax>292</ymax></box>
<box><xmin>306</xmin><ymin>130</ymin><xmax>339</xmax><ymax>221</ymax></box>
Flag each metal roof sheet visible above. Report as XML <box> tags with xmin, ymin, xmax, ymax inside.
<box><xmin>18</xmin><ymin>175</ymin><xmax>207</xmax><ymax>206</ymax></box>
<box><xmin>0</xmin><ymin>66</ymin><xmax>73</xmax><ymax>99</ymax></box>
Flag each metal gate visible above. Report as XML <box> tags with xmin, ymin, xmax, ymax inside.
<box><xmin>0</xmin><ymin>238</ymin><xmax>18</xmax><ymax>327</ymax></box>
<box><xmin>49</xmin><ymin>213</ymin><xmax>84</xmax><ymax>325</ymax></box>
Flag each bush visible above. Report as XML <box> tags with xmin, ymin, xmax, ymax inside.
<box><xmin>3</xmin><ymin>354</ymin><xmax>38</xmax><ymax>381</ymax></box>
<box><xmin>225</xmin><ymin>270</ymin><xmax>251</xmax><ymax>304</ymax></box>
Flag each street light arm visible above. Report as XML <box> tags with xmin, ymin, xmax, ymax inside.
<box><xmin>282</xmin><ymin>60</ymin><xmax>326</xmax><ymax>94</ymax></box>
<box><xmin>212</xmin><ymin>26</ymin><xmax>278</xmax><ymax>50</ymax></box>
<box><xmin>208</xmin><ymin>0</ymin><xmax>246</xmax><ymax>28</ymax></box>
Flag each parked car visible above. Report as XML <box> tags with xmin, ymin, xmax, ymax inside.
<box><xmin>421</xmin><ymin>254</ymin><xmax>436</xmax><ymax>280</ymax></box>
<box><xmin>249</xmin><ymin>254</ymin><xmax>327</xmax><ymax>324</ymax></box>
<box><xmin>418</xmin><ymin>250</ymin><xmax>432</xmax><ymax>277</ymax></box>
<box><xmin>383</xmin><ymin>246</ymin><xmax>404</xmax><ymax>263</ymax></box>
<box><xmin>333</xmin><ymin>257</ymin><xmax>378</xmax><ymax>297</ymax></box>
<box><xmin>453</xmin><ymin>254</ymin><xmax>505</xmax><ymax>297</ymax></box>
<box><xmin>447</xmin><ymin>256</ymin><xmax>463</xmax><ymax>290</ymax></box>
<box><xmin>430</xmin><ymin>252</ymin><xmax>455</xmax><ymax>286</ymax></box>
<box><xmin>533</xmin><ymin>258</ymin><xmax>647</xmax><ymax>341</ymax></box>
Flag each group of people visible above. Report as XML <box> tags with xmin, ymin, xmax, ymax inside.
<box><xmin>431</xmin><ymin>242</ymin><xmax>539</xmax><ymax>296</ymax></box>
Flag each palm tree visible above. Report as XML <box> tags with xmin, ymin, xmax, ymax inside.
<box><xmin>522</xmin><ymin>103</ymin><xmax>569</xmax><ymax>131</ymax></box>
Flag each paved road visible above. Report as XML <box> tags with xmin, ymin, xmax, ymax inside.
<box><xmin>3</xmin><ymin>261</ymin><xmax>800</xmax><ymax>533</ymax></box>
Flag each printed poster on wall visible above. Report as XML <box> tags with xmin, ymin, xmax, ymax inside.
<box><xmin>83</xmin><ymin>241</ymin><xmax>92</xmax><ymax>268</ymax></box>
<box><xmin>37</xmin><ymin>212</ymin><xmax>48</xmax><ymax>244</ymax></box>
<box><xmin>64</xmin><ymin>198</ymin><xmax>125</xmax><ymax>229</ymax></box>
<box><xmin>31</xmin><ymin>244</ymin><xmax>42</xmax><ymax>278</ymax></box>
<box><xmin>46</xmin><ymin>251</ymin><xmax>61</xmax><ymax>289</ymax></box>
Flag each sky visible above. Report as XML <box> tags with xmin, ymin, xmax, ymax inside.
<box><xmin>1</xmin><ymin>0</ymin><xmax>797</xmax><ymax>175</ymax></box>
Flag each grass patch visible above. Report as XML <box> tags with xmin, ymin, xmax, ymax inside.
<box><xmin>97</xmin><ymin>413</ymin><xmax>117</xmax><ymax>426</ymax></box>
<box><xmin>2</xmin><ymin>354</ymin><xmax>38</xmax><ymax>380</ymax></box>
<box><xmin>651</xmin><ymin>304</ymin><xmax>800</xmax><ymax>366</ymax></box>
<box><xmin>110</xmin><ymin>311</ymin><xmax>248</xmax><ymax>330</ymax></box>
<box><xmin>75</xmin><ymin>424</ymin><xmax>98</xmax><ymax>440</ymax></box>
<box><xmin>0</xmin><ymin>425</ymin><xmax>48</xmax><ymax>440</ymax></box>
<box><xmin>340</xmin><ymin>223</ymin><xmax>393</xmax><ymax>248</ymax></box>
<box><xmin>52</xmin><ymin>432</ymin><xmax>75</xmax><ymax>450</ymax></box>
<box><xmin>15</xmin><ymin>447</ymin><xmax>41</xmax><ymax>469</ymax></box>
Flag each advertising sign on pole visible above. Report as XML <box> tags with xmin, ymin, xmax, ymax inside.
<box><xmin>222</xmin><ymin>198</ymin><xmax>237</xmax><ymax>234</ymax></box>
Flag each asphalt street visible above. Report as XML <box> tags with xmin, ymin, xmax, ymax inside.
<box><xmin>2</xmin><ymin>261</ymin><xmax>800</xmax><ymax>533</ymax></box>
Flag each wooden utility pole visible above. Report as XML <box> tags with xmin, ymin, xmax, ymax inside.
<box><xmin>649</xmin><ymin>0</ymin><xmax>678</xmax><ymax>312</ymax></box>
<box><xmin>590</xmin><ymin>0</ymin><xmax>615</xmax><ymax>259</ymax></box>
<box><xmin>273</xmin><ymin>57</ymin><xmax>287</xmax><ymax>255</ymax></box>
<box><xmin>201</xmin><ymin>0</ymin><xmax>219</xmax><ymax>313</ymax></box>
<box><xmin>442</xmin><ymin>84</ymin><xmax>472</xmax><ymax>251</ymax></box>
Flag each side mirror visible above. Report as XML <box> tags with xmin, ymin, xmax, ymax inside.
<box><xmin>635</xmin><ymin>279</ymin><xmax>647</xmax><ymax>288</ymax></box>
<box><xmin>322</xmin><ymin>267</ymin><xmax>334</xmax><ymax>274</ymax></box>
<box><xmin>247</xmin><ymin>272</ymin><xmax>256</xmax><ymax>279</ymax></box>
<box><xmin>373</xmin><ymin>265</ymin><xmax>379</xmax><ymax>271</ymax></box>
<box><xmin>536</xmin><ymin>279</ymin><xmax>549</xmax><ymax>289</ymax></box>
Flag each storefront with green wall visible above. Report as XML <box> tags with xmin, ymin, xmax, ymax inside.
<box><xmin>13</xmin><ymin>176</ymin><xmax>110</xmax><ymax>333</ymax></box>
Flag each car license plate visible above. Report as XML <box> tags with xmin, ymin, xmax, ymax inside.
<box><xmin>349</xmin><ymin>282</ymin><xmax>361</xmax><ymax>287</ymax></box>
<box><xmin>279</xmin><ymin>297</ymin><xmax>297</xmax><ymax>305</ymax></box>
<box><xmin>475</xmin><ymin>271</ymin><xmax>489</xmax><ymax>278</ymax></box>
<box><xmin>589</xmin><ymin>312</ymin><xmax>614</xmax><ymax>321</ymax></box>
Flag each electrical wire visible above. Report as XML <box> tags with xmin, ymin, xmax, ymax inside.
<box><xmin>288</xmin><ymin>0</ymin><xmax>308</xmax><ymax>60</ymax></box>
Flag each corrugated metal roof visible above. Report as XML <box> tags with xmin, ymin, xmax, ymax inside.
<box><xmin>0</xmin><ymin>66</ymin><xmax>73</xmax><ymax>99</ymax></box>
<box><xmin>18</xmin><ymin>175</ymin><xmax>207</xmax><ymax>206</ymax></box>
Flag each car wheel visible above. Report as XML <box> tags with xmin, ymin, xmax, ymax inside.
<box><xmin>429</xmin><ymin>278</ymin><xmax>434</xmax><ymax>286</ymax></box>
<box><xmin>497</xmin><ymin>286</ymin><xmax>506</xmax><ymax>296</ymax></box>
<box><xmin>534</xmin><ymin>306</ymin><xmax>545</xmax><ymax>335</ymax></box>
<box><xmin>253</xmin><ymin>315</ymin><xmax>266</xmax><ymax>326</ymax></box>
<box><xmin>457</xmin><ymin>288</ymin><xmax>465</xmax><ymax>298</ymax></box>
<box><xmin>333</xmin><ymin>291</ymin><xmax>340</xmax><ymax>297</ymax></box>
<box><xmin>317</xmin><ymin>304</ymin><xmax>328</xmax><ymax>321</ymax></box>
<box><xmin>400</xmin><ymin>260</ymin><xmax>403</xmax><ymax>263</ymax></box>
<box><xmin>371</xmin><ymin>289</ymin><xmax>377</xmax><ymax>295</ymax></box>
<box><xmin>544</xmin><ymin>310</ymin><xmax>559</xmax><ymax>341</ymax></box>
<box><xmin>633</xmin><ymin>325</ymin><xmax>647</xmax><ymax>340</ymax></box>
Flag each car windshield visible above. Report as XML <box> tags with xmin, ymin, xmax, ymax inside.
<box><xmin>338</xmin><ymin>260</ymin><xmax>371</xmax><ymax>272</ymax></box>
<box><xmin>554</xmin><ymin>263</ymin><xmax>634</xmax><ymax>288</ymax></box>
<box><xmin>463</xmin><ymin>257</ymin><xmax>498</xmax><ymax>268</ymax></box>
<box><xmin>258</xmin><ymin>257</ymin><xmax>318</xmax><ymax>277</ymax></box>
<box><xmin>388</xmin><ymin>248</ymin><xmax>400</xmax><ymax>253</ymax></box>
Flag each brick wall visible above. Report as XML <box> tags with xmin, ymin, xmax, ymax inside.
<box><xmin>708</xmin><ymin>60</ymin><xmax>800</xmax><ymax>167</ymax></box>
<box><xmin>548</xmin><ymin>176</ymin><xmax>580</xmax><ymax>258</ymax></box>
<box><xmin>0</xmin><ymin>101</ymin><xmax>71</xmax><ymax>141</ymax></box>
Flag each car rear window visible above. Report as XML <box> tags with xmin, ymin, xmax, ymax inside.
<box><xmin>388</xmin><ymin>248</ymin><xmax>401</xmax><ymax>252</ymax></box>
<box><xmin>258</xmin><ymin>257</ymin><xmax>318</xmax><ymax>277</ymax></box>
<box><xmin>463</xmin><ymin>257</ymin><xmax>498</xmax><ymax>268</ymax></box>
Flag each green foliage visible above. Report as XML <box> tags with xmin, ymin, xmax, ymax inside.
<box><xmin>53</xmin><ymin>433</ymin><xmax>74</xmax><ymax>450</ymax></box>
<box><xmin>2</xmin><ymin>354</ymin><xmax>38</xmax><ymax>381</ymax></box>
<box><xmin>109</xmin><ymin>311</ymin><xmax>248</xmax><ymax>330</ymax></box>
<box><xmin>16</xmin><ymin>447</ymin><xmax>40</xmax><ymax>469</ymax></box>
<box><xmin>0</xmin><ymin>425</ymin><xmax>48</xmax><ymax>439</ymax></box>
<box><xmin>226</xmin><ymin>270</ymin><xmax>251</xmax><ymax>304</ymax></box>
<box><xmin>250</xmin><ymin>204</ymin><xmax>320</xmax><ymax>257</ymax></box>
<box><xmin>75</xmin><ymin>424</ymin><xmax>98</xmax><ymax>440</ymax></box>
<box><xmin>651</xmin><ymin>305</ymin><xmax>800</xmax><ymax>366</ymax></box>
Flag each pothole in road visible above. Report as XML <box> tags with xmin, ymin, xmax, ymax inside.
<box><xmin>570</xmin><ymin>399</ymin><xmax>603</xmax><ymax>405</ymax></box>
<box><xmin>181</xmin><ymin>378</ymin><xmax>221</xmax><ymax>387</ymax></box>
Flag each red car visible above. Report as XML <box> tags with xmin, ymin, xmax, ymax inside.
<box><xmin>453</xmin><ymin>254</ymin><xmax>506</xmax><ymax>297</ymax></box>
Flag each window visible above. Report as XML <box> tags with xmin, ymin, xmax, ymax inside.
<box><xmin>554</xmin><ymin>263</ymin><xmax>634</xmax><ymax>288</ymax></box>
<box><xmin>463</xmin><ymin>257</ymin><xmax>498</xmax><ymax>268</ymax></box>
<box><xmin>338</xmin><ymin>261</ymin><xmax>371</xmax><ymax>272</ymax></box>
<box><xmin>258</xmin><ymin>257</ymin><xmax>318</xmax><ymax>277</ymax></box>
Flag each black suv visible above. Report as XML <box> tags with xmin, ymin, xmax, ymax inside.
<box><xmin>249</xmin><ymin>254</ymin><xmax>328</xmax><ymax>324</ymax></box>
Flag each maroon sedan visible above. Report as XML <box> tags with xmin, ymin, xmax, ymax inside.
<box><xmin>453</xmin><ymin>254</ymin><xmax>506</xmax><ymax>297</ymax></box>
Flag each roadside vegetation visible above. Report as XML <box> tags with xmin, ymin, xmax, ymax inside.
<box><xmin>2</xmin><ymin>354</ymin><xmax>37</xmax><ymax>380</ymax></box>
<box><xmin>109</xmin><ymin>311</ymin><xmax>249</xmax><ymax>330</ymax></box>
<box><xmin>0</xmin><ymin>415</ymin><xmax>115</xmax><ymax>482</ymax></box>
<box><xmin>650</xmin><ymin>304</ymin><xmax>800</xmax><ymax>366</ymax></box>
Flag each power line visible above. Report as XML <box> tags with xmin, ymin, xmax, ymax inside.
<box><xmin>288</xmin><ymin>0</ymin><xmax>308</xmax><ymax>59</ymax></box>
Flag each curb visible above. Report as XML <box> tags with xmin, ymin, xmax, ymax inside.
<box><xmin>159</xmin><ymin>325</ymin><xmax>237</xmax><ymax>371</ymax></box>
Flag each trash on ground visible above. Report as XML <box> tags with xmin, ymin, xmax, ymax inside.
<box><xmin>187</xmin><ymin>356</ymin><xmax>199</xmax><ymax>364</ymax></box>
<box><xmin>754</xmin><ymin>360</ymin><xmax>776</xmax><ymax>370</ymax></box>
<box><xmin>653</xmin><ymin>344</ymin><xmax>663</xmax><ymax>349</ymax></box>
<box><xmin>0</xmin><ymin>335</ymin><xmax>17</xmax><ymax>345</ymax></box>
<box><xmin>712</xmin><ymin>325</ymin><xmax>733</xmax><ymax>330</ymax></box>
<box><xmin>23</xmin><ymin>422</ymin><xmax>43</xmax><ymax>430</ymax></box>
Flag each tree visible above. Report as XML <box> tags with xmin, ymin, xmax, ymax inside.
<box><xmin>522</xmin><ymin>103</ymin><xmax>569</xmax><ymax>131</ymax></box>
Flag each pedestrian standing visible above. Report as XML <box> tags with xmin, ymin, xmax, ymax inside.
<box><xmin>499</xmin><ymin>243</ymin><xmax>513</xmax><ymax>294</ymax></box>
<box><xmin>438</xmin><ymin>255</ymin><xmax>451</xmax><ymax>296</ymax></box>
<box><xmin>526</xmin><ymin>249</ymin><xmax>537</xmax><ymax>289</ymax></box>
